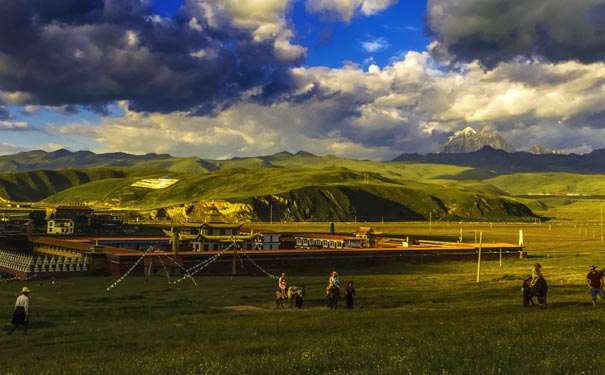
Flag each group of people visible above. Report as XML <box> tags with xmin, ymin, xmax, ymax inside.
<box><xmin>278</xmin><ymin>270</ymin><xmax>357</xmax><ymax>309</ymax></box>
<box><xmin>326</xmin><ymin>271</ymin><xmax>357</xmax><ymax>309</ymax></box>
<box><xmin>531</xmin><ymin>262</ymin><xmax>605</xmax><ymax>307</ymax></box>
<box><xmin>6</xmin><ymin>263</ymin><xmax>605</xmax><ymax>336</ymax></box>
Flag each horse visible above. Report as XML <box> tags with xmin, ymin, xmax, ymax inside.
<box><xmin>275</xmin><ymin>290</ymin><xmax>285</xmax><ymax>309</ymax></box>
<box><xmin>287</xmin><ymin>285</ymin><xmax>305</xmax><ymax>308</ymax></box>
<box><xmin>275</xmin><ymin>285</ymin><xmax>305</xmax><ymax>309</ymax></box>
<box><xmin>523</xmin><ymin>277</ymin><xmax>548</xmax><ymax>309</ymax></box>
<box><xmin>327</xmin><ymin>285</ymin><xmax>340</xmax><ymax>309</ymax></box>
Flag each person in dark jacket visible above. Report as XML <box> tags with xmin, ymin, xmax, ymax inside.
<box><xmin>587</xmin><ymin>265</ymin><xmax>605</xmax><ymax>306</ymax></box>
<box><xmin>345</xmin><ymin>281</ymin><xmax>356</xmax><ymax>309</ymax></box>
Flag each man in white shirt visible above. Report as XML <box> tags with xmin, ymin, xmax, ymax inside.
<box><xmin>7</xmin><ymin>286</ymin><xmax>30</xmax><ymax>336</ymax></box>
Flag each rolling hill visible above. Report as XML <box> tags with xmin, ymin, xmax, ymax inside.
<box><xmin>9</xmin><ymin>148</ymin><xmax>605</xmax><ymax>223</ymax></box>
<box><xmin>0</xmin><ymin>149</ymin><xmax>541</xmax><ymax>222</ymax></box>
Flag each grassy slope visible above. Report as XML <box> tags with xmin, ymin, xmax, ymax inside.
<box><xmin>1</xmin><ymin>223</ymin><xmax>604</xmax><ymax>374</ymax></box>
<box><xmin>487</xmin><ymin>172</ymin><xmax>605</xmax><ymax>196</ymax></box>
<box><xmin>9</xmin><ymin>154</ymin><xmax>605</xmax><ymax>221</ymax></box>
<box><xmin>133</xmin><ymin>157</ymin><xmax>213</xmax><ymax>174</ymax></box>
<box><xmin>0</xmin><ymin>168</ymin><xmax>162</xmax><ymax>201</ymax></box>
<box><xmin>39</xmin><ymin>167</ymin><xmax>534</xmax><ymax>221</ymax></box>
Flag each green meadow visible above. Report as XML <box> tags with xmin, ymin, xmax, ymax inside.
<box><xmin>3</xmin><ymin>222</ymin><xmax>605</xmax><ymax>374</ymax></box>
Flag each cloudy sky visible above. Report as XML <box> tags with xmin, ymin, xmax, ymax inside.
<box><xmin>1</xmin><ymin>0</ymin><xmax>605</xmax><ymax>160</ymax></box>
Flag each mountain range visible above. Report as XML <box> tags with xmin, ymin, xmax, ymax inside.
<box><xmin>1</xmin><ymin>142</ymin><xmax>602</xmax><ymax>177</ymax></box>
<box><xmin>393</xmin><ymin>146</ymin><xmax>605</xmax><ymax>173</ymax></box>
<box><xmin>0</xmin><ymin>148</ymin><xmax>544</xmax><ymax>223</ymax></box>
<box><xmin>1</xmin><ymin>126</ymin><xmax>604</xmax><ymax>223</ymax></box>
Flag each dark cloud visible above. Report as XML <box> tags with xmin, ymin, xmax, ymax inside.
<box><xmin>82</xmin><ymin>104</ymin><xmax>111</xmax><ymax>116</ymax></box>
<box><xmin>426</xmin><ymin>0</ymin><xmax>605</xmax><ymax>68</ymax></box>
<box><xmin>0</xmin><ymin>0</ymin><xmax>304</xmax><ymax>114</ymax></box>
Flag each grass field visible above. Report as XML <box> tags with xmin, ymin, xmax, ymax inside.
<box><xmin>2</xmin><ymin>222</ymin><xmax>605</xmax><ymax>374</ymax></box>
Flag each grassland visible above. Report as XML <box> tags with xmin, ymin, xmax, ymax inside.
<box><xmin>2</xmin><ymin>222</ymin><xmax>605</xmax><ymax>374</ymax></box>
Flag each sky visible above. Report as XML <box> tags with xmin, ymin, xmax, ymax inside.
<box><xmin>1</xmin><ymin>0</ymin><xmax>605</xmax><ymax>160</ymax></box>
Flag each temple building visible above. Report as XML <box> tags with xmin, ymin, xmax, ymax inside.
<box><xmin>163</xmin><ymin>206</ymin><xmax>261</xmax><ymax>251</ymax></box>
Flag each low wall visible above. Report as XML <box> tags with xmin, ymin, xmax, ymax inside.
<box><xmin>104</xmin><ymin>248</ymin><xmax>525</xmax><ymax>276</ymax></box>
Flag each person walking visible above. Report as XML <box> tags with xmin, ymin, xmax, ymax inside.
<box><xmin>587</xmin><ymin>265</ymin><xmax>605</xmax><ymax>307</ymax></box>
<box><xmin>7</xmin><ymin>286</ymin><xmax>30</xmax><ymax>336</ymax></box>
<box><xmin>345</xmin><ymin>281</ymin><xmax>356</xmax><ymax>309</ymax></box>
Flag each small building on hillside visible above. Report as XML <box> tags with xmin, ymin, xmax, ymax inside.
<box><xmin>47</xmin><ymin>219</ymin><xmax>74</xmax><ymax>235</ymax></box>
<box><xmin>294</xmin><ymin>233</ymin><xmax>364</xmax><ymax>249</ymax></box>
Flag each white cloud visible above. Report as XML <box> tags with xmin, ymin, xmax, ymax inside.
<box><xmin>0</xmin><ymin>121</ymin><xmax>29</xmax><ymax>130</ymax></box>
<box><xmin>362</xmin><ymin>37</ymin><xmax>389</xmax><ymax>53</ymax></box>
<box><xmin>45</xmin><ymin>49</ymin><xmax>605</xmax><ymax>159</ymax></box>
<box><xmin>186</xmin><ymin>0</ymin><xmax>306</xmax><ymax>62</ymax></box>
<box><xmin>188</xmin><ymin>17</ymin><xmax>203</xmax><ymax>32</ymax></box>
<box><xmin>306</xmin><ymin>0</ymin><xmax>398</xmax><ymax>22</ymax></box>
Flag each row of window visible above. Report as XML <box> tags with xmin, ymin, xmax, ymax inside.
<box><xmin>296</xmin><ymin>238</ymin><xmax>342</xmax><ymax>248</ymax></box>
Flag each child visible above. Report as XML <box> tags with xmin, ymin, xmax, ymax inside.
<box><xmin>278</xmin><ymin>273</ymin><xmax>287</xmax><ymax>299</ymax></box>
<box><xmin>326</xmin><ymin>271</ymin><xmax>340</xmax><ymax>295</ymax></box>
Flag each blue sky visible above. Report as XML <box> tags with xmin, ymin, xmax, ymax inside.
<box><xmin>1</xmin><ymin>0</ymin><xmax>605</xmax><ymax>160</ymax></box>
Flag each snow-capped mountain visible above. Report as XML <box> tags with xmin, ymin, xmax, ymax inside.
<box><xmin>434</xmin><ymin>127</ymin><xmax>516</xmax><ymax>154</ymax></box>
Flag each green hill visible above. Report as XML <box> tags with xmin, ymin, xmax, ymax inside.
<box><xmin>487</xmin><ymin>173</ymin><xmax>605</xmax><ymax>196</ymax></box>
<box><xmin>0</xmin><ymin>167</ymin><xmax>166</xmax><ymax>202</ymax></box>
<box><xmin>0</xmin><ymin>151</ymin><xmax>567</xmax><ymax>222</ymax></box>
<box><xmin>31</xmin><ymin>166</ymin><xmax>536</xmax><ymax>222</ymax></box>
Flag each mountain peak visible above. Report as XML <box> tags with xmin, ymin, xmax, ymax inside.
<box><xmin>456</xmin><ymin>126</ymin><xmax>477</xmax><ymax>137</ymax></box>
<box><xmin>434</xmin><ymin>127</ymin><xmax>515</xmax><ymax>154</ymax></box>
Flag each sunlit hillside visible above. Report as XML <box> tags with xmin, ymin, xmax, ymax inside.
<box><xmin>3</xmin><ymin>151</ymin><xmax>603</xmax><ymax>223</ymax></box>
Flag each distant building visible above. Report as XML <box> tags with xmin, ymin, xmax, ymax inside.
<box><xmin>46</xmin><ymin>205</ymin><xmax>94</xmax><ymax>220</ymax></box>
<box><xmin>352</xmin><ymin>226</ymin><xmax>382</xmax><ymax>247</ymax></box>
<box><xmin>241</xmin><ymin>228</ymin><xmax>281</xmax><ymax>250</ymax></box>
<box><xmin>294</xmin><ymin>234</ymin><xmax>364</xmax><ymax>249</ymax></box>
<box><xmin>279</xmin><ymin>234</ymin><xmax>296</xmax><ymax>250</ymax></box>
<box><xmin>90</xmin><ymin>212</ymin><xmax>125</xmax><ymax>232</ymax></box>
<box><xmin>182</xmin><ymin>223</ymin><xmax>260</xmax><ymax>251</ymax></box>
<box><xmin>46</xmin><ymin>205</ymin><xmax>94</xmax><ymax>233</ymax></box>
<box><xmin>47</xmin><ymin>219</ymin><xmax>74</xmax><ymax>235</ymax></box>
<box><xmin>163</xmin><ymin>205</ymin><xmax>261</xmax><ymax>251</ymax></box>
